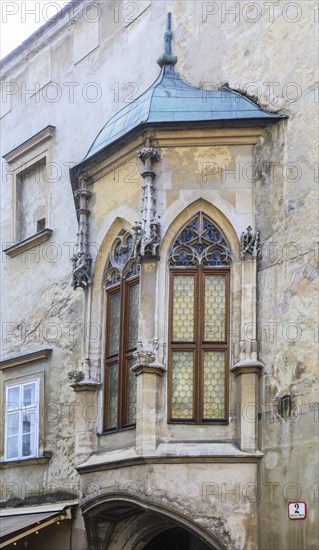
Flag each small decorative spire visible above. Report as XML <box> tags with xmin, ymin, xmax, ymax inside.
<box><xmin>157</xmin><ymin>13</ymin><xmax>177</xmax><ymax>68</ymax></box>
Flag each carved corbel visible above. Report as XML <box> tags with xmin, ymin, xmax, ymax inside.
<box><xmin>133</xmin><ymin>146</ymin><xmax>161</xmax><ymax>261</ymax></box>
<box><xmin>240</xmin><ymin>226</ymin><xmax>260</xmax><ymax>260</ymax></box>
<box><xmin>67</xmin><ymin>370</ymin><xmax>85</xmax><ymax>383</ymax></box>
<box><xmin>131</xmin><ymin>339</ymin><xmax>166</xmax><ymax>376</ymax></box>
<box><xmin>71</xmin><ymin>174</ymin><xmax>92</xmax><ymax>290</ymax></box>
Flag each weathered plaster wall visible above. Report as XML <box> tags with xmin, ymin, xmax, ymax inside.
<box><xmin>255</xmin><ymin>114</ymin><xmax>318</xmax><ymax>548</ymax></box>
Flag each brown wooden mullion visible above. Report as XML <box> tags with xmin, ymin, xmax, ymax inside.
<box><xmin>194</xmin><ymin>268</ymin><xmax>201</xmax><ymax>422</ymax></box>
<box><xmin>225</xmin><ymin>270</ymin><xmax>230</xmax><ymax>421</ymax></box>
<box><xmin>199</xmin><ymin>267</ymin><xmax>208</xmax><ymax>422</ymax></box>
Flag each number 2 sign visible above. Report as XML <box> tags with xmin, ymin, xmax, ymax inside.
<box><xmin>288</xmin><ymin>502</ymin><xmax>307</xmax><ymax>520</ymax></box>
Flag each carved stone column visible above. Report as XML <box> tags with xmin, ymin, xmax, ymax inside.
<box><xmin>232</xmin><ymin>226</ymin><xmax>263</xmax><ymax>453</ymax></box>
<box><xmin>133</xmin><ymin>145</ymin><xmax>161</xmax><ymax>261</ymax></box>
<box><xmin>132</xmin><ymin>141</ymin><xmax>165</xmax><ymax>455</ymax></box>
<box><xmin>71</xmin><ymin>173</ymin><xmax>92</xmax><ymax>291</ymax></box>
<box><xmin>69</xmin><ymin>173</ymin><xmax>100</xmax><ymax>463</ymax></box>
<box><xmin>131</xmin><ymin>340</ymin><xmax>165</xmax><ymax>455</ymax></box>
<box><xmin>67</xmin><ymin>375</ymin><xmax>100</xmax><ymax>464</ymax></box>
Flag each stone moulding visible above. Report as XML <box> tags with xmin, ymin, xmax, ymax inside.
<box><xmin>231</xmin><ymin>360</ymin><xmax>264</xmax><ymax>376</ymax></box>
<box><xmin>0</xmin><ymin>348</ymin><xmax>52</xmax><ymax>370</ymax></box>
<box><xmin>3</xmin><ymin>125</ymin><xmax>56</xmax><ymax>164</ymax></box>
<box><xmin>70</xmin><ymin>382</ymin><xmax>101</xmax><ymax>392</ymax></box>
<box><xmin>76</xmin><ymin>452</ymin><xmax>263</xmax><ymax>474</ymax></box>
<box><xmin>3</xmin><ymin>228</ymin><xmax>53</xmax><ymax>258</ymax></box>
<box><xmin>0</xmin><ymin>456</ymin><xmax>51</xmax><ymax>469</ymax></box>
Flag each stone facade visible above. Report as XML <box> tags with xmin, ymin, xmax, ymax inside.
<box><xmin>0</xmin><ymin>1</ymin><xmax>318</xmax><ymax>549</ymax></box>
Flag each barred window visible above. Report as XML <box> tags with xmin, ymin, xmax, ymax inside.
<box><xmin>103</xmin><ymin>231</ymin><xmax>139</xmax><ymax>431</ymax></box>
<box><xmin>168</xmin><ymin>212</ymin><xmax>231</xmax><ymax>423</ymax></box>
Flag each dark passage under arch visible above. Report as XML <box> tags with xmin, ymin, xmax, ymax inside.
<box><xmin>143</xmin><ymin>526</ymin><xmax>212</xmax><ymax>550</ymax></box>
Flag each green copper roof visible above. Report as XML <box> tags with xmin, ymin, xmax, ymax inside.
<box><xmin>83</xmin><ymin>13</ymin><xmax>286</xmax><ymax>163</ymax></box>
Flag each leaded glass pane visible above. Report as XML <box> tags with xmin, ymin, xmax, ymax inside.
<box><xmin>23</xmin><ymin>383</ymin><xmax>36</xmax><ymax>407</ymax></box>
<box><xmin>127</xmin><ymin>283</ymin><xmax>139</xmax><ymax>350</ymax></box>
<box><xmin>127</xmin><ymin>357</ymin><xmax>137</xmax><ymax>425</ymax></box>
<box><xmin>22</xmin><ymin>432</ymin><xmax>35</xmax><ymax>457</ymax></box>
<box><xmin>7</xmin><ymin>413</ymin><xmax>19</xmax><ymax>436</ymax></box>
<box><xmin>108</xmin><ymin>291</ymin><xmax>120</xmax><ymax>357</ymax></box>
<box><xmin>106</xmin><ymin>363</ymin><xmax>118</xmax><ymax>429</ymax></box>
<box><xmin>6</xmin><ymin>435</ymin><xmax>19</xmax><ymax>460</ymax></box>
<box><xmin>172</xmin><ymin>275</ymin><xmax>194</xmax><ymax>342</ymax></box>
<box><xmin>7</xmin><ymin>386</ymin><xmax>19</xmax><ymax>411</ymax></box>
<box><xmin>203</xmin><ymin>351</ymin><xmax>225</xmax><ymax>419</ymax></box>
<box><xmin>22</xmin><ymin>413</ymin><xmax>35</xmax><ymax>434</ymax></box>
<box><xmin>205</xmin><ymin>275</ymin><xmax>226</xmax><ymax>341</ymax></box>
<box><xmin>172</xmin><ymin>351</ymin><xmax>193</xmax><ymax>419</ymax></box>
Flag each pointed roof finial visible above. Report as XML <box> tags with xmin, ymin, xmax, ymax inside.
<box><xmin>157</xmin><ymin>13</ymin><xmax>177</xmax><ymax>68</ymax></box>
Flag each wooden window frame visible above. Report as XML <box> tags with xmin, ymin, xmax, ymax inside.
<box><xmin>104</xmin><ymin>276</ymin><xmax>139</xmax><ymax>432</ymax></box>
<box><xmin>168</xmin><ymin>267</ymin><xmax>230</xmax><ymax>424</ymax></box>
<box><xmin>5</xmin><ymin>380</ymin><xmax>40</xmax><ymax>461</ymax></box>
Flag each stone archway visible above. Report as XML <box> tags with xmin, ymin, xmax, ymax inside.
<box><xmin>81</xmin><ymin>493</ymin><xmax>228</xmax><ymax>550</ymax></box>
<box><xmin>143</xmin><ymin>526</ymin><xmax>211</xmax><ymax>550</ymax></box>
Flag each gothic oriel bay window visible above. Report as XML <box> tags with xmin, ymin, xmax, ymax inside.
<box><xmin>103</xmin><ymin>231</ymin><xmax>139</xmax><ymax>431</ymax></box>
<box><xmin>168</xmin><ymin>212</ymin><xmax>231</xmax><ymax>423</ymax></box>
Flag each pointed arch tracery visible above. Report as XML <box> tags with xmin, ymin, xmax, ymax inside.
<box><xmin>168</xmin><ymin>212</ymin><xmax>232</xmax><ymax>267</ymax></box>
<box><xmin>103</xmin><ymin>230</ymin><xmax>139</xmax><ymax>288</ymax></box>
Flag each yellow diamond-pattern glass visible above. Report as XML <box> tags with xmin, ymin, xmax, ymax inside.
<box><xmin>172</xmin><ymin>275</ymin><xmax>194</xmax><ymax>342</ymax></box>
<box><xmin>203</xmin><ymin>351</ymin><xmax>225</xmax><ymax>419</ymax></box>
<box><xmin>205</xmin><ymin>275</ymin><xmax>225</xmax><ymax>341</ymax></box>
<box><xmin>172</xmin><ymin>351</ymin><xmax>193</xmax><ymax>419</ymax></box>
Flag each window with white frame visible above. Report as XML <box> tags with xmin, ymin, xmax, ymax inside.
<box><xmin>5</xmin><ymin>380</ymin><xmax>39</xmax><ymax>460</ymax></box>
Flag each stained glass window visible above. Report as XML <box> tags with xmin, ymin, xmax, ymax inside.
<box><xmin>204</xmin><ymin>275</ymin><xmax>226</xmax><ymax>341</ymax></box>
<box><xmin>108</xmin><ymin>291</ymin><xmax>120</xmax><ymax>357</ymax></box>
<box><xmin>172</xmin><ymin>351</ymin><xmax>194</xmax><ymax>419</ymax></box>
<box><xmin>127</xmin><ymin>357</ymin><xmax>137</xmax><ymax>425</ymax></box>
<box><xmin>104</xmin><ymin>231</ymin><xmax>139</xmax><ymax>431</ymax></box>
<box><xmin>106</xmin><ymin>363</ymin><xmax>119</xmax><ymax>430</ymax></box>
<box><xmin>168</xmin><ymin>212</ymin><xmax>231</xmax><ymax>267</ymax></box>
<box><xmin>172</xmin><ymin>275</ymin><xmax>195</xmax><ymax>341</ymax></box>
<box><xmin>203</xmin><ymin>352</ymin><xmax>225</xmax><ymax>419</ymax></box>
<box><xmin>169</xmin><ymin>213</ymin><xmax>230</xmax><ymax>423</ymax></box>
<box><xmin>127</xmin><ymin>283</ymin><xmax>139</xmax><ymax>350</ymax></box>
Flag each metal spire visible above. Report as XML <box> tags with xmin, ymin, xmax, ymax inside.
<box><xmin>157</xmin><ymin>13</ymin><xmax>177</xmax><ymax>69</ymax></box>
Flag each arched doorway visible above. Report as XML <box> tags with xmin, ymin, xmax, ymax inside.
<box><xmin>143</xmin><ymin>526</ymin><xmax>211</xmax><ymax>550</ymax></box>
<box><xmin>81</xmin><ymin>493</ymin><xmax>227</xmax><ymax>550</ymax></box>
